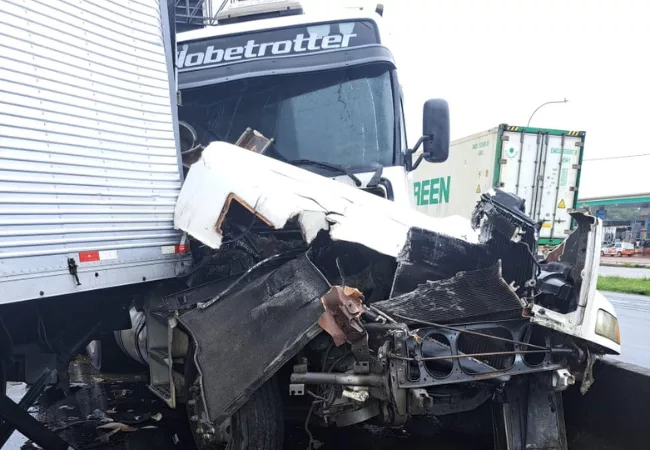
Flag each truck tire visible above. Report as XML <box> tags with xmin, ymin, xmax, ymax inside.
<box><xmin>186</xmin><ymin>352</ymin><xmax>283</xmax><ymax>449</ymax></box>
<box><xmin>617</xmin><ymin>251</ymin><xmax>622</xmax><ymax>257</ymax></box>
<box><xmin>230</xmin><ymin>381</ymin><xmax>284</xmax><ymax>450</ymax></box>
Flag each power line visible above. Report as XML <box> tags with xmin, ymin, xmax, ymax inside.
<box><xmin>583</xmin><ymin>153</ymin><xmax>650</xmax><ymax>162</ymax></box>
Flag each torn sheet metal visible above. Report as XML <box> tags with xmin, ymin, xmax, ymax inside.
<box><xmin>178</xmin><ymin>253</ymin><xmax>331</xmax><ymax>423</ymax></box>
<box><xmin>471</xmin><ymin>190</ymin><xmax>539</xmax><ymax>293</ymax></box>
<box><xmin>174</xmin><ymin>142</ymin><xmax>477</xmax><ymax>257</ymax></box>
<box><xmin>529</xmin><ymin>210</ymin><xmax>620</xmax><ymax>354</ymax></box>
<box><xmin>389</xmin><ymin>227</ymin><xmax>491</xmax><ymax>297</ymax></box>
<box><xmin>173</xmin><ymin>146</ymin><xmax>620</xmax><ymax>431</ymax></box>
<box><xmin>374</xmin><ymin>262</ymin><xmax>524</xmax><ymax>325</ymax></box>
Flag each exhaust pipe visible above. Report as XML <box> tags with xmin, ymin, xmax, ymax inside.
<box><xmin>114</xmin><ymin>308</ymin><xmax>148</xmax><ymax>365</ymax></box>
<box><xmin>114</xmin><ymin>308</ymin><xmax>189</xmax><ymax>366</ymax></box>
<box><xmin>88</xmin><ymin>307</ymin><xmax>189</xmax><ymax>369</ymax></box>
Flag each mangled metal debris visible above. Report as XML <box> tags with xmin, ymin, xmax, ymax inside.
<box><xmin>179</xmin><ymin>254</ymin><xmax>330</xmax><ymax>422</ymax></box>
<box><xmin>174</xmin><ymin>141</ymin><xmax>477</xmax><ymax>256</ymax></box>
<box><xmin>374</xmin><ymin>262</ymin><xmax>525</xmax><ymax>325</ymax></box>
<box><xmin>171</xmin><ymin>142</ymin><xmax>620</xmax><ymax>437</ymax></box>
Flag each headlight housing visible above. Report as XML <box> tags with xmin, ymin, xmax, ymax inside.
<box><xmin>595</xmin><ymin>309</ymin><xmax>621</xmax><ymax>345</ymax></box>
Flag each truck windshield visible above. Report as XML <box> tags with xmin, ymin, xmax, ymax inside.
<box><xmin>179</xmin><ymin>64</ymin><xmax>395</xmax><ymax>171</ymax></box>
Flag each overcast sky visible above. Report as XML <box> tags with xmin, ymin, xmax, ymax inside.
<box><xmin>377</xmin><ymin>0</ymin><xmax>650</xmax><ymax>199</ymax></box>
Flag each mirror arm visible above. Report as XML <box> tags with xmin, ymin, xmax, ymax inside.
<box><xmin>411</xmin><ymin>153</ymin><xmax>425</xmax><ymax>171</ymax></box>
<box><xmin>405</xmin><ymin>134</ymin><xmax>432</xmax><ymax>171</ymax></box>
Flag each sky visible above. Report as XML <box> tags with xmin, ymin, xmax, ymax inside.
<box><xmin>375</xmin><ymin>0</ymin><xmax>650</xmax><ymax>199</ymax></box>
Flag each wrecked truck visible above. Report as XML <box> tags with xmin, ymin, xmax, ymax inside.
<box><xmin>166</xmin><ymin>140</ymin><xmax>620</xmax><ymax>449</ymax></box>
<box><xmin>0</xmin><ymin>0</ymin><xmax>620</xmax><ymax>449</ymax></box>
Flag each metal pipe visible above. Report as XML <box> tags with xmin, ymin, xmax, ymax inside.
<box><xmin>291</xmin><ymin>373</ymin><xmax>384</xmax><ymax>387</ymax></box>
<box><xmin>363</xmin><ymin>323</ymin><xmax>407</xmax><ymax>331</ymax></box>
<box><xmin>389</xmin><ymin>348</ymin><xmax>574</xmax><ymax>362</ymax></box>
<box><xmin>367</xmin><ymin>305</ymin><xmax>397</xmax><ymax>323</ymax></box>
<box><xmin>114</xmin><ymin>308</ymin><xmax>149</xmax><ymax>365</ymax></box>
<box><xmin>113</xmin><ymin>307</ymin><xmax>189</xmax><ymax>366</ymax></box>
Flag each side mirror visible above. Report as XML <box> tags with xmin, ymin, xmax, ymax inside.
<box><xmin>422</xmin><ymin>99</ymin><xmax>450</xmax><ymax>163</ymax></box>
<box><xmin>406</xmin><ymin>99</ymin><xmax>450</xmax><ymax>171</ymax></box>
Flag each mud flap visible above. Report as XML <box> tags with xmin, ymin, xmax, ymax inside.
<box><xmin>179</xmin><ymin>254</ymin><xmax>330</xmax><ymax>423</ymax></box>
<box><xmin>493</xmin><ymin>375</ymin><xmax>568</xmax><ymax>450</ymax></box>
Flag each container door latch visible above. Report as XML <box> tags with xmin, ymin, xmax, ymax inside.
<box><xmin>67</xmin><ymin>258</ymin><xmax>81</xmax><ymax>286</ymax></box>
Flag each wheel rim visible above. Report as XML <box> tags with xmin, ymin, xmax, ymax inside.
<box><xmin>187</xmin><ymin>377</ymin><xmax>236</xmax><ymax>449</ymax></box>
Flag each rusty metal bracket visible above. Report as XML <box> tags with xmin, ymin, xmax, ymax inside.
<box><xmin>318</xmin><ymin>286</ymin><xmax>367</xmax><ymax>347</ymax></box>
<box><xmin>351</xmin><ymin>334</ymin><xmax>371</xmax><ymax>374</ymax></box>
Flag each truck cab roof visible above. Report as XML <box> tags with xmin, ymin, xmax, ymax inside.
<box><xmin>177</xmin><ymin>7</ymin><xmax>386</xmax><ymax>43</ymax></box>
<box><xmin>175</xmin><ymin>5</ymin><xmax>395</xmax><ymax>91</ymax></box>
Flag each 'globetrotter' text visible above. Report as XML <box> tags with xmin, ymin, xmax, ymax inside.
<box><xmin>178</xmin><ymin>32</ymin><xmax>358</xmax><ymax>69</ymax></box>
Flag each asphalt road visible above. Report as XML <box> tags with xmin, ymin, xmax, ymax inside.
<box><xmin>599</xmin><ymin>265</ymin><xmax>650</xmax><ymax>279</ymax></box>
<box><xmin>603</xmin><ymin>291</ymin><xmax>650</xmax><ymax>368</ymax></box>
<box><xmin>597</xmin><ymin>265</ymin><xmax>650</xmax><ymax>368</ymax></box>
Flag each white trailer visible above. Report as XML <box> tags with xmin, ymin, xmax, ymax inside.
<box><xmin>411</xmin><ymin>124</ymin><xmax>585</xmax><ymax>246</ymax></box>
<box><xmin>0</xmin><ymin>0</ymin><xmax>189</xmax><ymax>303</ymax></box>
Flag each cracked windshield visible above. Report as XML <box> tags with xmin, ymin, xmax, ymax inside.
<box><xmin>180</xmin><ymin>64</ymin><xmax>395</xmax><ymax>171</ymax></box>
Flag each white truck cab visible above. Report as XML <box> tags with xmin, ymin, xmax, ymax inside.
<box><xmin>175</xmin><ymin>0</ymin><xmax>619</xmax><ymax>355</ymax></box>
<box><xmin>175</xmin><ymin>1</ymin><xmax>441</xmax><ymax>207</ymax></box>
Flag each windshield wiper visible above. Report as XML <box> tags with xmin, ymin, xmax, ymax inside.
<box><xmin>287</xmin><ymin>159</ymin><xmax>362</xmax><ymax>187</ymax></box>
<box><xmin>366</xmin><ymin>166</ymin><xmax>383</xmax><ymax>188</ymax></box>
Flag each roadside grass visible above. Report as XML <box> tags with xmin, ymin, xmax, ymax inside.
<box><xmin>598</xmin><ymin>276</ymin><xmax>650</xmax><ymax>296</ymax></box>
<box><xmin>600</xmin><ymin>262</ymin><xmax>650</xmax><ymax>269</ymax></box>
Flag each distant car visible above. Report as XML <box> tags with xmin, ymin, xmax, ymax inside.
<box><xmin>641</xmin><ymin>240</ymin><xmax>650</xmax><ymax>256</ymax></box>
<box><xmin>601</xmin><ymin>242</ymin><xmax>634</xmax><ymax>257</ymax></box>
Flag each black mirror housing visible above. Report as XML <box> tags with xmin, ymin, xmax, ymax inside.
<box><xmin>422</xmin><ymin>99</ymin><xmax>450</xmax><ymax>163</ymax></box>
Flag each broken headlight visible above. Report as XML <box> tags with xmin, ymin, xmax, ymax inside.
<box><xmin>595</xmin><ymin>309</ymin><xmax>621</xmax><ymax>345</ymax></box>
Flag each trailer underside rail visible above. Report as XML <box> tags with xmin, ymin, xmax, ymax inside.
<box><xmin>0</xmin><ymin>369</ymin><xmax>52</xmax><ymax>447</ymax></box>
<box><xmin>0</xmin><ymin>389</ymin><xmax>75</xmax><ymax>450</ymax></box>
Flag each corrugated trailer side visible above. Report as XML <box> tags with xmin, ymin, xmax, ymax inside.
<box><xmin>0</xmin><ymin>0</ymin><xmax>189</xmax><ymax>304</ymax></box>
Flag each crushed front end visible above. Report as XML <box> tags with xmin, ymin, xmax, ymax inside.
<box><xmin>171</xmin><ymin>143</ymin><xmax>619</xmax><ymax>447</ymax></box>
